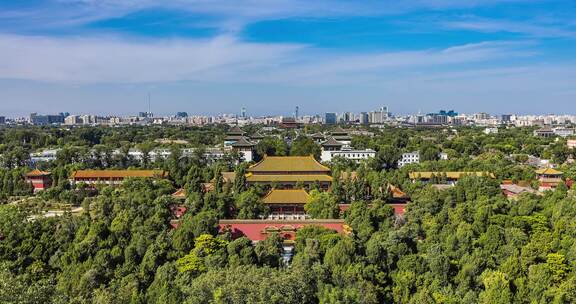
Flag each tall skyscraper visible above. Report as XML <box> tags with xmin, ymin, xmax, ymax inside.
<box><xmin>359</xmin><ymin>112</ymin><xmax>369</xmax><ymax>125</ymax></box>
<box><xmin>324</xmin><ymin>113</ymin><xmax>337</xmax><ymax>125</ymax></box>
<box><xmin>241</xmin><ymin>107</ymin><xmax>246</xmax><ymax>118</ymax></box>
<box><xmin>295</xmin><ymin>106</ymin><xmax>299</xmax><ymax>119</ymax></box>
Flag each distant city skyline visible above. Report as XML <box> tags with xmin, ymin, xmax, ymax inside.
<box><xmin>1</xmin><ymin>0</ymin><xmax>575</xmax><ymax>116</ymax></box>
<box><xmin>3</xmin><ymin>102</ymin><xmax>576</xmax><ymax>119</ymax></box>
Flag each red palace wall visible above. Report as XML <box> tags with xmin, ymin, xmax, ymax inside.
<box><xmin>218</xmin><ymin>220</ymin><xmax>347</xmax><ymax>242</ymax></box>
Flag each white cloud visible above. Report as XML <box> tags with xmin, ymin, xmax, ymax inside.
<box><xmin>0</xmin><ymin>34</ymin><xmax>529</xmax><ymax>85</ymax></box>
<box><xmin>2</xmin><ymin>0</ymin><xmax>538</xmax><ymax>33</ymax></box>
<box><xmin>0</xmin><ymin>34</ymin><xmax>304</xmax><ymax>83</ymax></box>
<box><xmin>443</xmin><ymin>17</ymin><xmax>576</xmax><ymax>38</ymax></box>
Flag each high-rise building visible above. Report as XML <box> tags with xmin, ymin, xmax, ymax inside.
<box><xmin>368</xmin><ymin>106</ymin><xmax>391</xmax><ymax>124</ymax></box>
<box><xmin>0</xmin><ymin>116</ymin><xmax>5</xmax><ymax>124</ymax></box>
<box><xmin>324</xmin><ymin>112</ymin><xmax>337</xmax><ymax>125</ymax></box>
<box><xmin>342</xmin><ymin>112</ymin><xmax>354</xmax><ymax>123</ymax></box>
<box><xmin>176</xmin><ymin>112</ymin><xmax>188</xmax><ymax>118</ymax></box>
<box><xmin>359</xmin><ymin>112</ymin><xmax>369</xmax><ymax>124</ymax></box>
<box><xmin>138</xmin><ymin>112</ymin><xmax>153</xmax><ymax>118</ymax></box>
<box><xmin>427</xmin><ymin>113</ymin><xmax>448</xmax><ymax>124</ymax></box>
<box><xmin>381</xmin><ymin>106</ymin><xmax>389</xmax><ymax>118</ymax></box>
<box><xmin>369</xmin><ymin>111</ymin><xmax>383</xmax><ymax>124</ymax></box>
<box><xmin>438</xmin><ymin>110</ymin><xmax>458</xmax><ymax>117</ymax></box>
<box><xmin>80</xmin><ymin>115</ymin><xmax>97</xmax><ymax>124</ymax></box>
<box><xmin>474</xmin><ymin>112</ymin><xmax>490</xmax><ymax>120</ymax></box>
<box><xmin>64</xmin><ymin>115</ymin><xmax>81</xmax><ymax>125</ymax></box>
<box><xmin>241</xmin><ymin>107</ymin><xmax>246</xmax><ymax>118</ymax></box>
<box><xmin>294</xmin><ymin>106</ymin><xmax>299</xmax><ymax>119</ymax></box>
<box><xmin>30</xmin><ymin>113</ymin><xmax>65</xmax><ymax>125</ymax></box>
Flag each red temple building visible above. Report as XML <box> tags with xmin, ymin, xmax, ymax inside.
<box><xmin>25</xmin><ymin>169</ymin><xmax>52</xmax><ymax>192</ymax></box>
<box><xmin>535</xmin><ymin>168</ymin><xmax>564</xmax><ymax>191</ymax></box>
<box><xmin>263</xmin><ymin>189</ymin><xmax>309</xmax><ymax>220</ymax></box>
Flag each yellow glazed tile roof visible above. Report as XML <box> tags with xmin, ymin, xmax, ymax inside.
<box><xmin>535</xmin><ymin>168</ymin><xmax>563</xmax><ymax>175</ymax></box>
<box><xmin>26</xmin><ymin>169</ymin><xmax>51</xmax><ymax>177</ymax></box>
<box><xmin>72</xmin><ymin>170</ymin><xmax>168</xmax><ymax>179</ymax></box>
<box><xmin>248</xmin><ymin>155</ymin><xmax>330</xmax><ymax>173</ymax></box>
<box><xmin>262</xmin><ymin>189</ymin><xmax>310</xmax><ymax>205</ymax></box>
<box><xmin>172</xmin><ymin>188</ymin><xmax>187</xmax><ymax>198</ymax></box>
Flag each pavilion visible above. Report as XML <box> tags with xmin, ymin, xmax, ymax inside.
<box><xmin>25</xmin><ymin>169</ymin><xmax>52</xmax><ymax>192</ymax></box>
<box><xmin>535</xmin><ymin>168</ymin><xmax>563</xmax><ymax>191</ymax></box>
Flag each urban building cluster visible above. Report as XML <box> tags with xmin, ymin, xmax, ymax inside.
<box><xmin>1</xmin><ymin>106</ymin><xmax>576</xmax><ymax>128</ymax></box>
<box><xmin>28</xmin><ymin>126</ymin><xmax>376</xmax><ymax>165</ymax></box>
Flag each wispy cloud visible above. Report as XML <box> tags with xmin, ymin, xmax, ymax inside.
<box><xmin>0</xmin><ymin>34</ymin><xmax>304</xmax><ymax>83</ymax></box>
<box><xmin>0</xmin><ymin>34</ymin><xmax>531</xmax><ymax>85</ymax></box>
<box><xmin>443</xmin><ymin>17</ymin><xmax>576</xmax><ymax>38</ymax></box>
<box><xmin>1</xmin><ymin>0</ymin><xmax>539</xmax><ymax>33</ymax></box>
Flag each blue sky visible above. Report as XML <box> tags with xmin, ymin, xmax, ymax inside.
<box><xmin>0</xmin><ymin>0</ymin><xmax>575</xmax><ymax>117</ymax></box>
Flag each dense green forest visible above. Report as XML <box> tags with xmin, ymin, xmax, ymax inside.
<box><xmin>0</xmin><ymin>124</ymin><xmax>575</xmax><ymax>303</ymax></box>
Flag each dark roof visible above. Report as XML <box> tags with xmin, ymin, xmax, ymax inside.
<box><xmin>331</xmin><ymin>126</ymin><xmax>349</xmax><ymax>135</ymax></box>
<box><xmin>311</xmin><ymin>132</ymin><xmax>325</xmax><ymax>139</ymax></box>
<box><xmin>231</xmin><ymin>136</ymin><xmax>256</xmax><ymax>147</ymax></box>
<box><xmin>250</xmin><ymin>132</ymin><xmax>264</xmax><ymax>140</ymax></box>
<box><xmin>321</xmin><ymin>137</ymin><xmax>344</xmax><ymax>147</ymax></box>
<box><xmin>228</xmin><ymin>125</ymin><xmax>245</xmax><ymax>135</ymax></box>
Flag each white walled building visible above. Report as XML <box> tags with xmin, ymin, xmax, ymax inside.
<box><xmin>320</xmin><ymin>136</ymin><xmax>375</xmax><ymax>162</ymax></box>
<box><xmin>398</xmin><ymin>151</ymin><xmax>448</xmax><ymax>168</ymax></box>
<box><xmin>484</xmin><ymin>127</ymin><xmax>499</xmax><ymax>135</ymax></box>
<box><xmin>439</xmin><ymin>152</ymin><xmax>449</xmax><ymax>160</ymax></box>
<box><xmin>230</xmin><ymin>137</ymin><xmax>256</xmax><ymax>162</ymax></box>
<box><xmin>30</xmin><ymin>149</ymin><xmax>60</xmax><ymax>163</ymax></box>
<box><xmin>398</xmin><ymin>152</ymin><xmax>420</xmax><ymax>168</ymax></box>
<box><xmin>553</xmin><ymin>127</ymin><xmax>574</xmax><ymax>138</ymax></box>
<box><xmin>326</xmin><ymin>149</ymin><xmax>376</xmax><ymax>162</ymax></box>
